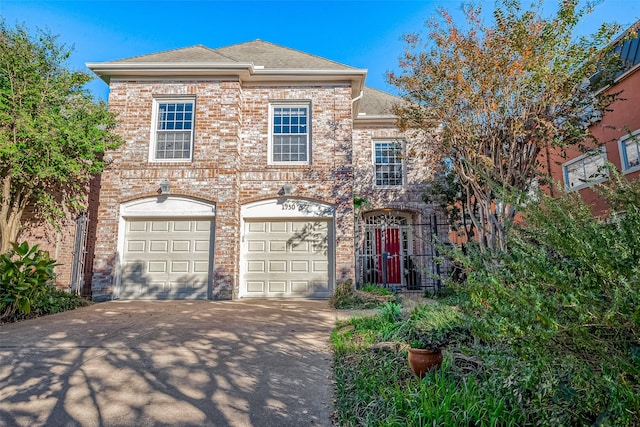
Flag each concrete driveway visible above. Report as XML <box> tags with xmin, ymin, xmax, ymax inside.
<box><xmin>0</xmin><ymin>299</ymin><xmax>352</xmax><ymax>427</ymax></box>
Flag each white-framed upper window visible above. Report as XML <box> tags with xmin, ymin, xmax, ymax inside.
<box><xmin>150</xmin><ymin>98</ymin><xmax>195</xmax><ymax>162</ymax></box>
<box><xmin>269</xmin><ymin>103</ymin><xmax>310</xmax><ymax>165</ymax></box>
<box><xmin>563</xmin><ymin>148</ymin><xmax>608</xmax><ymax>191</ymax></box>
<box><xmin>619</xmin><ymin>129</ymin><xmax>640</xmax><ymax>174</ymax></box>
<box><xmin>374</xmin><ymin>140</ymin><xmax>404</xmax><ymax>187</ymax></box>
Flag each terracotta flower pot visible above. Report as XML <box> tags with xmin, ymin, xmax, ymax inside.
<box><xmin>407</xmin><ymin>347</ymin><xmax>443</xmax><ymax>378</ymax></box>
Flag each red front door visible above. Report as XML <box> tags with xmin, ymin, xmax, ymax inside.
<box><xmin>375</xmin><ymin>228</ymin><xmax>401</xmax><ymax>284</ymax></box>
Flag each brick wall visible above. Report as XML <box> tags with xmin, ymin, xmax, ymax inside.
<box><xmin>542</xmin><ymin>68</ymin><xmax>640</xmax><ymax>215</ymax></box>
<box><xmin>352</xmin><ymin>125</ymin><xmax>437</xmax><ymax>217</ymax></box>
<box><xmin>91</xmin><ymin>79</ymin><xmax>359</xmax><ymax>299</ymax></box>
<box><xmin>20</xmin><ymin>212</ymin><xmax>77</xmax><ymax>289</ymax></box>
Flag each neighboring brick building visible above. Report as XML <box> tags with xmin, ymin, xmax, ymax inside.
<box><xmin>19</xmin><ymin>210</ymin><xmax>82</xmax><ymax>290</ymax></box>
<box><xmin>542</xmin><ymin>21</ymin><xmax>640</xmax><ymax>214</ymax></box>
<box><xmin>86</xmin><ymin>41</ymin><xmax>443</xmax><ymax>300</ymax></box>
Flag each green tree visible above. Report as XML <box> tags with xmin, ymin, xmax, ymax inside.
<box><xmin>0</xmin><ymin>21</ymin><xmax>121</xmax><ymax>252</ymax></box>
<box><xmin>388</xmin><ymin>0</ymin><xmax>623</xmax><ymax>251</ymax></box>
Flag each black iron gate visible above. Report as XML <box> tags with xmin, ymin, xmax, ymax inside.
<box><xmin>356</xmin><ymin>211</ymin><xmax>451</xmax><ymax>294</ymax></box>
<box><xmin>70</xmin><ymin>212</ymin><xmax>88</xmax><ymax>295</ymax></box>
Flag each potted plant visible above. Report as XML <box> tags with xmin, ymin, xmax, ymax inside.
<box><xmin>404</xmin><ymin>303</ymin><xmax>463</xmax><ymax>377</ymax></box>
<box><xmin>407</xmin><ymin>333</ymin><xmax>446</xmax><ymax>378</ymax></box>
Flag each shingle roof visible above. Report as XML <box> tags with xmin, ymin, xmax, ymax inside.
<box><xmin>90</xmin><ymin>40</ymin><xmax>397</xmax><ymax>119</ymax></box>
<box><xmin>112</xmin><ymin>40</ymin><xmax>356</xmax><ymax>70</ymax></box>
<box><xmin>358</xmin><ymin>87</ymin><xmax>399</xmax><ymax>116</ymax></box>
<box><xmin>112</xmin><ymin>45</ymin><xmax>230</xmax><ymax>63</ymax></box>
<box><xmin>214</xmin><ymin>40</ymin><xmax>356</xmax><ymax>70</ymax></box>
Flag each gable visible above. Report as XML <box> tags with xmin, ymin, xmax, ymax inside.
<box><xmin>104</xmin><ymin>40</ymin><xmax>356</xmax><ymax>71</ymax></box>
<box><xmin>87</xmin><ymin>40</ymin><xmax>399</xmax><ymax>120</ymax></box>
<box><xmin>213</xmin><ymin>40</ymin><xmax>355</xmax><ymax>70</ymax></box>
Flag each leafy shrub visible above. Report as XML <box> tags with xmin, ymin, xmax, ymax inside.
<box><xmin>0</xmin><ymin>242</ymin><xmax>57</xmax><ymax>321</ymax></box>
<box><xmin>333</xmin><ymin>178</ymin><xmax>640</xmax><ymax>425</ymax></box>
<box><xmin>4</xmin><ymin>285</ymin><xmax>90</xmax><ymax>322</ymax></box>
<box><xmin>452</xmin><ymin>177</ymin><xmax>640</xmax><ymax>425</ymax></box>
<box><xmin>32</xmin><ymin>286</ymin><xmax>90</xmax><ymax>315</ymax></box>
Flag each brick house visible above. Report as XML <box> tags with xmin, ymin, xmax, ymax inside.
<box><xmin>85</xmin><ymin>40</ymin><xmax>444</xmax><ymax>301</ymax></box>
<box><xmin>541</xmin><ymin>21</ymin><xmax>640</xmax><ymax>213</ymax></box>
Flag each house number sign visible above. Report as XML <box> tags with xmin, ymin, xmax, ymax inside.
<box><xmin>281</xmin><ymin>200</ymin><xmax>300</xmax><ymax>211</ymax></box>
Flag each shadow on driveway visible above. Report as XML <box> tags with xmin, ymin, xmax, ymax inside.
<box><xmin>0</xmin><ymin>299</ymin><xmax>346</xmax><ymax>427</ymax></box>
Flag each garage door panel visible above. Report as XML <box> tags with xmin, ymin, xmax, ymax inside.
<box><xmin>171</xmin><ymin>240</ymin><xmax>190</xmax><ymax>252</ymax></box>
<box><xmin>128</xmin><ymin>221</ymin><xmax>147</xmax><ymax>232</ymax></box>
<box><xmin>195</xmin><ymin>221</ymin><xmax>211</xmax><ymax>232</ymax></box>
<box><xmin>291</xmin><ymin>261</ymin><xmax>309</xmax><ymax>272</ymax></box>
<box><xmin>269</xmin><ymin>241</ymin><xmax>287</xmax><ymax>252</ymax></box>
<box><xmin>120</xmin><ymin>276</ymin><xmax>142</xmax><ymax>295</ymax></box>
<box><xmin>248</xmin><ymin>222</ymin><xmax>266</xmax><ymax>232</ymax></box>
<box><xmin>290</xmin><ymin>242</ymin><xmax>309</xmax><ymax>252</ymax></box>
<box><xmin>123</xmin><ymin>261</ymin><xmax>145</xmax><ymax>275</ymax></box>
<box><xmin>269</xmin><ymin>222</ymin><xmax>287</xmax><ymax>233</ymax></box>
<box><xmin>268</xmin><ymin>281</ymin><xmax>286</xmax><ymax>292</ymax></box>
<box><xmin>149</xmin><ymin>241</ymin><xmax>168</xmax><ymax>252</ymax></box>
<box><xmin>170</xmin><ymin>261</ymin><xmax>190</xmax><ymax>273</ymax></box>
<box><xmin>247</xmin><ymin>281</ymin><xmax>265</xmax><ymax>293</ymax></box>
<box><xmin>313</xmin><ymin>280</ymin><xmax>330</xmax><ymax>292</ymax></box>
<box><xmin>291</xmin><ymin>281</ymin><xmax>309</xmax><ymax>293</ymax></box>
<box><xmin>122</xmin><ymin>219</ymin><xmax>211</xmax><ymax>300</ymax></box>
<box><xmin>247</xmin><ymin>260</ymin><xmax>265</xmax><ymax>272</ymax></box>
<box><xmin>248</xmin><ymin>241</ymin><xmax>265</xmax><ymax>252</ymax></box>
<box><xmin>127</xmin><ymin>241</ymin><xmax>146</xmax><ymax>252</ymax></box>
<box><xmin>268</xmin><ymin>261</ymin><xmax>287</xmax><ymax>272</ymax></box>
<box><xmin>173</xmin><ymin>221</ymin><xmax>191</xmax><ymax>232</ymax></box>
<box><xmin>243</xmin><ymin>219</ymin><xmax>330</xmax><ymax>297</ymax></box>
<box><xmin>148</xmin><ymin>261</ymin><xmax>167</xmax><ymax>273</ymax></box>
<box><xmin>313</xmin><ymin>261</ymin><xmax>328</xmax><ymax>272</ymax></box>
<box><xmin>171</xmin><ymin>282</ymin><xmax>193</xmax><ymax>293</ymax></box>
<box><xmin>194</xmin><ymin>240</ymin><xmax>210</xmax><ymax>252</ymax></box>
<box><xmin>150</xmin><ymin>221</ymin><xmax>170</xmax><ymax>232</ymax></box>
<box><xmin>193</xmin><ymin>261</ymin><xmax>209</xmax><ymax>273</ymax></box>
<box><xmin>292</xmin><ymin>221</ymin><xmax>327</xmax><ymax>233</ymax></box>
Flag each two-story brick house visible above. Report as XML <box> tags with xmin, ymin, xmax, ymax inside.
<box><xmin>85</xmin><ymin>40</ymin><xmax>442</xmax><ymax>301</ymax></box>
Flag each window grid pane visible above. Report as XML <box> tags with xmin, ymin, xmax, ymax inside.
<box><xmin>272</xmin><ymin>106</ymin><xmax>308</xmax><ymax>163</ymax></box>
<box><xmin>565</xmin><ymin>151</ymin><xmax>606</xmax><ymax>188</ymax></box>
<box><xmin>156</xmin><ymin>131</ymin><xmax>191</xmax><ymax>159</ymax></box>
<box><xmin>155</xmin><ymin>101</ymin><xmax>194</xmax><ymax>160</ymax></box>
<box><xmin>624</xmin><ymin>139</ymin><xmax>640</xmax><ymax>169</ymax></box>
<box><xmin>375</xmin><ymin>142</ymin><xmax>403</xmax><ymax>186</ymax></box>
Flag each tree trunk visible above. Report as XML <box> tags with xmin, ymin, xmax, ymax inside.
<box><xmin>0</xmin><ymin>212</ymin><xmax>22</xmax><ymax>253</ymax></box>
<box><xmin>0</xmin><ymin>174</ymin><xmax>27</xmax><ymax>253</ymax></box>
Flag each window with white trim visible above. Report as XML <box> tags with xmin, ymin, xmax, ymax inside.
<box><xmin>563</xmin><ymin>148</ymin><xmax>608</xmax><ymax>190</ymax></box>
<box><xmin>151</xmin><ymin>98</ymin><xmax>195</xmax><ymax>161</ymax></box>
<box><xmin>374</xmin><ymin>141</ymin><xmax>404</xmax><ymax>186</ymax></box>
<box><xmin>269</xmin><ymin>103</ymin><xmax>310</xmax><ymax>164</ymax></box>
<box><xmin>620</xmin><ymin>130</ymin><xmax>640</xmax><ymax>173</ymax></box>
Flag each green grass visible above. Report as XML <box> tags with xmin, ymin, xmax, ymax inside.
<box><xmin>331</xmin><ymin>302</ymin><xmax>524</xmax><ymax>426</ymax></box>
<box><xmin>329</xmin><ymin>280</ymin><xmax>398</xmax><ymax>309</ymax></box>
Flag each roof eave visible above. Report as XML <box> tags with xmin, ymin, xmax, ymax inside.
<box><xmin>85</xmin><ymin>62</ymin><xmax>367</xmax><ymax>95</ymax></box>
<box><xmin>353</xmin><ymin>114</ymin><xmax>398</xmax><ymax>128</ymax></box>
<box><xmin>85</xmin><ymin>62</ymin><xmax>256</xmax><ymax>84</ymax></box>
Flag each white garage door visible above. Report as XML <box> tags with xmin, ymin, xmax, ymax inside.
<box><xmin>243</xmin><ymin>220</ymin><xmax>330</xmax><ymax>297</ymax></box>
<box><xmin>120</xmin><ymin>219</ymin><xmax>212</xmax><ymax>299</ymax></box>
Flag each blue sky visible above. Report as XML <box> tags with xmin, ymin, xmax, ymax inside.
<box><xmin>1</xmin><ymin>0</ymin><xmax>639</xmax><ymax>100</ymax></box>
